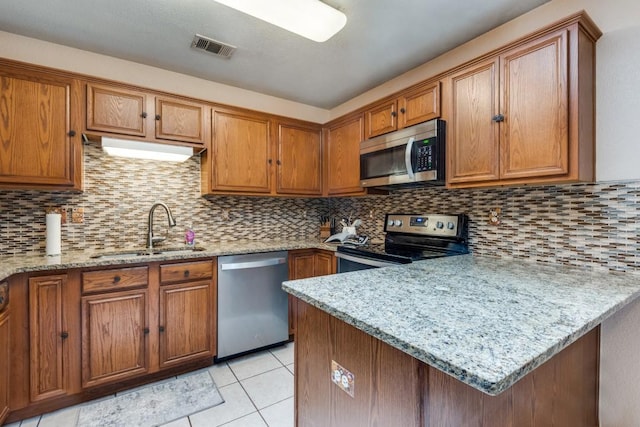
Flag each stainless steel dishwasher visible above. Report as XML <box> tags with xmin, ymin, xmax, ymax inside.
<box><xmin>217</xmin><ymin>251</ymin><xmax>289</xmax><ymax>360</ymax></box>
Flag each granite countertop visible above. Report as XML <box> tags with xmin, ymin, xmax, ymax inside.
<box><xmin>283</xmin><ymin>254</ymin><xmax>640</xmax><ymax>396</ymax></box>
<box><xmin>0</xmin><ymin>240</ymin><xmax>337</xmax><ymax>282</ymax></box>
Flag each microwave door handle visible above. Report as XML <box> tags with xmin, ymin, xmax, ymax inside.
<box><xmin>405</xmin><ymin>136</ymin><xmax>416</xmax><ymax>180</ymax></box>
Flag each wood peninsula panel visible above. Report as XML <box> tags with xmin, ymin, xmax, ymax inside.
<box><xmin>295</xmin><ymin>300</ymin><xmax>599</xmax><ymax>427</ymax></box>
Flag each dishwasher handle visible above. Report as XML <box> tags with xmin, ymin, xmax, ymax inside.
<box><xmin>220</xmin><ymin>257</ymin><xmax>287</xmax><ymax>271</ymax></box>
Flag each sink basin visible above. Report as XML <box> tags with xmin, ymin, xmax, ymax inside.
<box><xmin>90</xmin><ymin>247</ymin><xmax>206</xmax><ymax>260</ymax></box>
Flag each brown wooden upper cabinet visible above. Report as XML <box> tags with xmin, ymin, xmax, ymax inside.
<box><xmin>203</xmin><ymin>108</ymin><xmax>323</xmax><ymax>196</ymax></box>
<box><xmin>86</xmin><ymin>84</ymin><xmax>207</xmax><ymax>146</ymax></box>
<box><xmin>276</xmin><ymin>121</ymin><xmax>322</xmax><ymax>196</ymax></box>
<box><xmin>0</xmin><ymin>64</ymin><xmax>82</xmax><ymax>191</ymax></box>
<box><xmin>324</xmin><ymin>114</ymin><xmax>366</xmax><ymax>196</ymax></box>
<box><xmin>446</xmin><ymin>16</ymin><xmax>600</xmax><ymax>187</ymax></box>
<box><xmin>364</xmin><ymin>82</ymin><xmax>440</xmax><ymax>139</ymax></box>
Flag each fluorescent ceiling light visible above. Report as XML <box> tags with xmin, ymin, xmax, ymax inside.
<box><xmin>101</xmin><ymin>138</ymin><xmax>193</xmax><ymax>162</ymax></box>
<box><xmin>213</xmin><ymin>0</ymin><xmax>347</xmax><ymax>42</ymax></box>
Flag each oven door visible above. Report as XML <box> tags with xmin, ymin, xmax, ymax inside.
<box><xmin>336</xmin><ymin>252</ymin><xmax>402</xmax><ymax>273</ymax></box>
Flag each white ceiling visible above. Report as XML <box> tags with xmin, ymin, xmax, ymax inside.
<box><xmin>0</xmin><ymin>0</ymin><xmax>548</xmax><ymax>109</ymax></box>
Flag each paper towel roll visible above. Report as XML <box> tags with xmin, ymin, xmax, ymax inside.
<box><xmin>46</xmin><ymin>213</ymin><xmax>62</xmax><ymax>256</ymax></box>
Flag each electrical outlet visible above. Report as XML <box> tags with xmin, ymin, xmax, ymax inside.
<box><xmin>489</xmin><ymin>208</ymin><xmax>501</xmax><ymax>226</ymax></box>
<box><xmin>221</xmin><ymin>209</ymin><xmax>230</xmax><ymax>221</ymax></box>
<box><xmin>71</xmin><ymin>207</ymin><xmax>85</xmax><ymax>224</ymax></box>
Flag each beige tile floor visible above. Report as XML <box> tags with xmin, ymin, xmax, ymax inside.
<box><xmin>6</xmin><ymin>342</ymin><xmax>295</xmax><ymax>427</ymax></box>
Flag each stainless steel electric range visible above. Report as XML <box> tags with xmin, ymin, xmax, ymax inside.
<box><xmin>335</xmin><ymin>213</ymin><xmax>469</xmax><ymax>273</ymax></box>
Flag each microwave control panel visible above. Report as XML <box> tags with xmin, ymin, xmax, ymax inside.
<box><xmin>415</xmin><ymin>137</ymin><xmax>437</xmax><ymax>172</ymax></box>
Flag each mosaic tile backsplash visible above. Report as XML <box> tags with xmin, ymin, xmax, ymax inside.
<box><xmin>1</xmin><ymin>143</ymin><xmax>639</xmax><ymax>272</ymax></box>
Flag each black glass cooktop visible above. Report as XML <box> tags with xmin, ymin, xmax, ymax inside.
<box><xmin>337</xmin><ymin>243</ymin><xmax>455</xmax><ymax>264</ymax></box>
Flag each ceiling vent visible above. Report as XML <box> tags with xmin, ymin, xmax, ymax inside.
<box><xmin>191</xmin><ymin>34</ymin><xmax>236</xmax><ymax>59</ymax></box>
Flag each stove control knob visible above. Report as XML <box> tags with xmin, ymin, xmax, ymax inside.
<box><xmin>447</xmin><ymin>222</ymin><xmax>455</xmax><ymax>230</ymax></box>
<box><xmin>387</xmin><ymin>219</ymin><xmax>395</xmax><ymax>227</ymax></box>
<box><xmin>436</xmin><ymin>221</ymin><xmax>444</xmax><ymax>229</ymax></box>
<box><xmin>394</xmin><ymin>219</ymin><xmax>403</xmax><ymax>227</ymax></box>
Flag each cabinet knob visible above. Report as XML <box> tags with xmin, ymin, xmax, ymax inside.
<box><xmin>0</xmin><ymin>296</ymin><xmax>3</xmax><ymax>305</ymax></box>
<box><xmin>143</xmin><ymin>327</ymin><xmax>150</xmax><ymax>335</ymax></box>
<box><xmin>159</xmin><ymin>326</ymin><xmax>165</xmax><ymax>333</ymax></box>
<box><xmin>113</xmin><ymin>276</ymin><xmax>121</xmax><ymax>284</ymax></box>
<box><xmin>391</xmin><ymin>111</ymin><xmax>397</xmax><ymax>117</ymax></box>
<box><xmin>400</xmin><ymin>108</ymin><xmax>406</xmax><ymax>114</ymax></box>
<box><xmin>492</xmin><ymin>114</ymin><xmax>505</xmax><ymax>122</ymax></box>
<box><xmin>155</xmin><ymin>114</ymin><xmax>161</xmax><ymax>121</ymax></box>
<box><xmin>68</xmin><ymin>130</ymin><xmax>76</xmax><ymax>137</ymax></box>
<box><xmin>184</xmin><ymin>270</ymin><xmax>190</xmax><ymax>278</ymax></box>
<box><xmin>276</xmin><ymin>160</ymin><xmax>282</xmax><ymax>166</ymax></box>
<box><xmin>141</xmin><ymin>112</ymin><xmax>148</xmax><ymax>118</ymax></box>
<box><xmin>60</xmin><ymin>331</ymin><xmax>69</xmax><ymax>339</ymax></box>
<box><xmin>268</xmin><ymin>159</ymin><xmax>273</xmax><ymax>165</ymax></box>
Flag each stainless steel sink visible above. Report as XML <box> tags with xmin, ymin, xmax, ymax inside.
<box><xmin>90</xmin><ymin>247</ymin><xmax>205</xmax><ymax>260</ymax></box>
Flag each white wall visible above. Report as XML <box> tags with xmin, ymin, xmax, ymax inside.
<box><xmin>0</xmin><ymin>30</ymin><xmax>330</xmax><ymax>124</ymax></box>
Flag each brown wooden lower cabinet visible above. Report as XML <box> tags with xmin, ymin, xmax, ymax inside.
<box><xmin>5</xmin><ymin>259</ymin><xmax>218</xmax><ymax>424</ymax></box>
<box><xmin>0</xmin><ymin>308</ymin><xmax>10</xmax><ymax>425</ymax></box>
<box><xmin>81</xmin><ymin>289</ymin><xmax>149</xmax><ymax>388</ymax></box>
<box><xmin>295</xmin><ymin>300</ymin><xmax>599</xmax><ymax>427</ymax></box>
<box><xmin>288</xmin><ymin>250</ymin><xmax>336</xmax><ymax>336</ymax></box>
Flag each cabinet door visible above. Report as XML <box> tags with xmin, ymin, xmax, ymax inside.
<box><xmin>86</xmin><ymin>84</ymin><xmax>146</xmax><ymax>137</ymax></box>
<box><xmin>0</xmin><ymin>72</ymin><xmax>81</xmax><ymax>189</ymax></box>
<box><xmin>398</xmin><ymin>82</ymin><xmax>441</xmax><ymax>129</ymax></box>
<box><xmin>29</xmin><ymin>275</ymin><xmax>68</xmax><ymax>401</ymax></box>
<box><xmin>364</xmin><ymin>100</ymin><xmax>397</xmax><ymax>139</ymax></box>
<box><xmin>325</xmin><ymin>115</ymin><xmax>365</xmax><ymax>196</ymax></box>
<box><xmin>81</xmin><ymin>289</ymin><xmax>149</xmax><ymax>388</ymax></box>
<box><xmin>448</xmin><ymin>58</ymin><xmax>501</xmax><ymax>184</ymax></box>
<box><xmin>159</xmin><ymin>280</ymin><xmax>214</xmax><ymax>368</ymax></box>
<box><xmin>277</xmin><ymin>123</ymin><xmax>322</xmax><ymax>195</ymax></box>
<box><xmin>315</xmin><ymin>251</ymin><xmax>336</xmax><ymax>276</ymax></box>
<box><xmin>211</xmin><ymin>110</ymin><xmax>271</xmax><ymax>193</ymax></box>
<box><xmin>500</xmin><ymin>29</ymin><xmax>569</xmax><ymax>179</ymax></box>
<box><xmin>155</xmin><ymin>96</ymin><xmax>206</xmax><ymax>145</ymax></box>
<box><xmin>288</xmin><ymin>250</ymin><xmax>316</xmax><ymax>336</ymax></box>
<box><xmin>0</xmin><ymin>310</ymin><xmax>9</xmax><ymax>424</ymax></box>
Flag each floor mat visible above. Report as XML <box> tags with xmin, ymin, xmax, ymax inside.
<box><xmin>77</xmin><ymin>370</ymin><xmax>224</xmax><ymax>426</ymax></box>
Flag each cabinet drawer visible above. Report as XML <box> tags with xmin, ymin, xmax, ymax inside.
<box><xmin>82</xmin><ymin>267</ymin><xmax>148</xmax><ymax>293</ymax></box>
<box><xmin>160</xmin><ymin>260</ymin><xmax>214</xmax><ymax>284</ymax></box>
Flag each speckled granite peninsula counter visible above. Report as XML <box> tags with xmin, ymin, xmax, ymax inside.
<box><xmin>283</xmin><ymin>255</ymin><xmax>640</xmax><ymax>427</ymax></box>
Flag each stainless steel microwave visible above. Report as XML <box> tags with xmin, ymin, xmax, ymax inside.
<box><xmin>360</xmin><ymin>119</ymin><xmax>445</xmax><ymax>188</ymax></box>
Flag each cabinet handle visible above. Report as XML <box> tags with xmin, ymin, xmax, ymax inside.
<box><xmin>68</xmin><ymin>130</ymin><xmax>76</xmax><ymax>137</ymax></box>
<box><xmin>391</xmin><ymin>111</ymin><xmax>397</xmax><ymax>117</ymax></box>
<box><xmin>159</xmin><ymin>326</ymin><xmax>165</xmax><ymax>333</ymax></box>
<box><xmin>113</xmin><ymin>276</ymin><xmax>121</xmax><ymax>284</ymax></box>
<box><xmin>276</xmin><ymin>160</ymin><xmax>281</xmax><ymax>166</ymax></box>
<box><xmin>184</xmin><ymin>270</ymin><xmax>190</xmax><ymax>278</ymax></box>
<box><xmin>492</xmin><ymin>114</ymin><xmax>505</xmax><ymax>122</ymax></box>
<box><xmin>60</xmin><ymin>331</ymin><xmax>69</xmax><ymax>339</ymax></box>
<box><xmin>0</xmin><ymin>296</ymin><xmax>3</xmax><ymax>305</ymax></box>
<box><xmin>268</xmin><ymin>159</ymin><xmax>273</xmax><ymax>165</ymax></box>
<box><xmin>143</xmin><ymin>327</ymin><xmax>150</xmax><ymax>335</ymax></box>
<box><xmin>141</xmin><ymin>112</ymin><xmax>148</xmax><ymax>118</ymax></box>
<box><xmin>400</xmin><ymin>108</ymin><xmax>406</xmax><ymax>114</ymax></box>
<box><xmin>155</xmin><ymin>114</ymin><xmax>161</xmax><ymax>121</ymax></box>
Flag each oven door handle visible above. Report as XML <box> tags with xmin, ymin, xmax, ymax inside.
<box><xmin>404</xmin><ymin>136</ymin><xmax>416</xmax><ymax>180</ymax></box>
<box><xmin>336</xmin><ymin>252</ymin><xmax>400</xmax><ymax>268</ymax></box>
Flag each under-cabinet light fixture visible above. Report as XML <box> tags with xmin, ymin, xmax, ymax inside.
<box><xmin>213</xmin><ymin>0</ymin><xmax>347</xmax><ymax>42</ymax></box>
<box><xmin>101</xmin><ymin>138</ymin><xmax>193</xmax><ymax>162</ymax></box>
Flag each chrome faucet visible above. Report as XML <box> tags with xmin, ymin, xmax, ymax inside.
<box><xmin>147</xmin><ymin>202</ymin><xmax>177</xmax><ymax>249</ymax></box>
